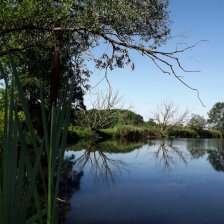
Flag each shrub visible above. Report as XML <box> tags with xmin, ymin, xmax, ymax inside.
<box><xmin>100</xmin><ymin>128</ymin><xmax>118</xmax><ymax>139</ymax></box>
<box><xmin>116</xmin><ymin>125</ymin><xmax>159</xmax><ymax>140</ymax></box>
<box><xmin>168</xmin><ymin>127</ymin><xmax>198</xmax><ymax>138</ymax></box>
<box><xmin>68</xmin><ymin>126</ymin><xmax>98</xmax><ymax>142</ymax></box>
<box><xmin>203</xmin><ymin>129</ymin><xmax>222</xmax><ymax>138</ymax></box>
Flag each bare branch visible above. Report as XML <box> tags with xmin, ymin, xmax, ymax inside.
<box><xmin>0</xmin><ymin>25</ymin><xmax>206</xmax><ymax>105</ymax></box>
<box><xmin>79</xmin><ymin>87</ymin><xmax>128</xmax><ymax>131</ymax></box>
<box><xmin>152</xmin><ymin>100</ymin><xmax>190</xmax><ymax>133</ymax></box>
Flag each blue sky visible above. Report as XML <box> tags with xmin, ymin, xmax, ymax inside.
<box><xmin>85</xmin><ymin>0</ymin><xmax>224</xmax><ymax>120</ymax></box>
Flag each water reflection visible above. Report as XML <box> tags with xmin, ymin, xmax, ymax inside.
<box><xmin>72</xmin><ymin>142</ymin><xmax>129</xmax><ymax>185</ymax></box>
<box><xmin>65</xmin><ymin>139</ymin><xmax>224</xmax><ymax>224</ymax></box>
<box><xmin>207</xmin><ymin>140</ymin><xmax>224</xmax><ymax>172</ymax></box>
<box><xmin>59</xmin><ymin>155</ymin><xmax>84</xmax><ymax>200</ymax></box>
<box><xmin>63</xmin><ymin>139</ymin><xmax>224</xmax><ymax>195</ymax></box>
<box><xmin>186</xmin><ymin>139</ymin><xmax>208</xmax><ymax>158</ymax></box>
<box><xmin>152</xmin><ymin>140</ymin><xmax>188</xmax><ymax>171</ymax></box>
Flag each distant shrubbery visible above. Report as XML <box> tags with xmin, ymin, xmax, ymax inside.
<box><xmin>167</xmin><ymin>127</ymin><xmax>198</xmax><ymax>138</ymax></box>
<box><xmin>100</xmin><ymin>125</ymin><xmax>159</xmax><ymax>140</ymax></box>
<box><xmin>68</xmin><ymin>109</ymin><xmax>223</xmax><ymax>142</ymax></box>
<box><xmin>167</xmin><ymin>126</ymin><xmax>222</xmax><ymax>138</ymax></box>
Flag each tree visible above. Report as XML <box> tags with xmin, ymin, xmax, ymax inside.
<box><xmin>145</xmin><ymin>118</ymin><xmax>158</xmax><ymax>127</ymax></box>
<box><xmin>152</xmin><ymin>100</ymin><xmax>190</xmax><ymax>133</ymax></box>
<box><xmin>0</xmin><ymin>2</ymin><xmax>203</xmax><ymax>223</ymax></box>
<box><xmin>76</xmin><ymin>88</ymin><xmax>126</xmax><ymax>131</ymax></box>
<box><xmin>188</xmin><ymin>114</ymin><xmax>206</xmax><ymax>131</ymax></box>
<box><xmin>207</xmin><ymin>102</ymin><xmax>224</xmax><ymax>131</ymax></box>
<box><xmin>0</xmin><ymin>0</ymin><xmax>203</xmax><ymax>107</ymax></box>
<box><xmin>116</xmin><ymin>110</ymin><xmax>144</xmax><ymax>126</ymax></box>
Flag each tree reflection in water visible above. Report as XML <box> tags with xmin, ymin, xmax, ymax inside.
<box><xmin>152</xmin><ymin>140</ymin><xmax>188</xmax><ymax>171</ymax></box>
<box><xmin>207</xmin><ymin>140</ymin><xmax>224</xmax><ymax>172</ymax></box>
<box><xmin>73</xmin><ymin>143</ymin><xmax>128</xmax><ymax>184</ymax></box>
<box><xmin>59</xmin><ymin>155</ymin><xmax>84</xmax><ymax>200</ymax></box>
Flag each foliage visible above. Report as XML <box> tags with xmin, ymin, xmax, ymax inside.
<box><xmin>1</xmin><ymin>0</ymin><xmax>204</xmax><ymax>100</ymax></box>
<box><xmin>73</xmin><ymin>108</ymin><xmax>144</xmax><ymax>130</ymax></box>
<box><xmin>100</xmin><ymin>128</ymin><xmax>118</xmax><ymax>139</ymax></box>
<box><xmin>188</xmin><ymin>114</ymin><xmax>207</xmax><ymax>131</ymax></box>
<box><xmin>119</xmin><ymin>110</ymin><xmax>144</xmax><ymax>126</ymax></box>
<box><xmin>145</xmin><ymin>118</ymin><xmax>158</xmax><ymax>128</ymax></box>
<box><xmin>167</xmin><ymin>126</ymin><xmax>222</xmax><ymax>138</ymax></box>
<box><xmin>0</xmin><ymin>111</ymin><xmax>3</xmax><ymax>147</ymax></box>
<box><xmin>201</xmin><ymin>129</ymin><xmax>222</xmax><ymax>138</ymax></box>
<box><xmin>208</xmin><ymin>102</ymin><xmax>224</xmax><ymax>131</ymax></box>
<box><xmin>117</xmin><ymin>125</ymin><xmax>158</xmax><ymax>140</ymax></box>
<box><xmin>68</xmin><ymin>126</ymin><xmax>98</xmax><ymax>142</ymax></box>
<box><xmin>167</xmin><ymin>127</ymin><xmax>198</xmax><ymax>138</ymax></box>
<box><xmin>74</xmin><ymin>88</ymin><xmax>126</xmax><ymax>131</ymax></box>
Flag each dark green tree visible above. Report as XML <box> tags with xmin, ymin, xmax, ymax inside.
<box><xmin>188</xmin><ymin>114</ymin><xmax>206</xmax><ymax>131</ymax></box>
<box><xmin>208</xmin><ymin>102</ymin><xmax>224</xmax><ymax>131</ymax></box>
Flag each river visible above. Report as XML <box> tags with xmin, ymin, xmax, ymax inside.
<box><xmin>64</xmin><ymin>138</ymin><xmax>224</xmax><ymax>224</ymax></box>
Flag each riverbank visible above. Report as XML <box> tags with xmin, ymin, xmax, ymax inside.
<box><xmin>67</xmin><ymin>125</ymin><xmax>223</xmax><ymax>143</ymax></box>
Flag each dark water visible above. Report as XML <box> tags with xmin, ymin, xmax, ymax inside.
<box><xmin>64</xmin><ymin>139</ymin><xmax>224</xmax><ymax>224</ymax></box>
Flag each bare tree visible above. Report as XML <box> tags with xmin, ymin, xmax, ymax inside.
<box><xmin>152</xmin><ymin>100</ymin><xmax>190</xmax><ymax>133</ymax></box>
<box><xmin>79</xmin><ymin>87</ymin><xmax>128</xmax><ymax>131</ymax></box>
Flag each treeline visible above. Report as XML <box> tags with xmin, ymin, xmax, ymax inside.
<box><xmin>0</xmin><ymin>105</ymin><xmax>223</xmax><ymax>146</ymax></box>
<box><xmin>67</xmin><ymin>108</ymin><xmax>223</xmax><ymax>142</ymax></box>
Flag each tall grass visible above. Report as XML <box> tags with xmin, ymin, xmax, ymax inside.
<box><xmin>0</xmin><ymin>54</ymin><xmax>72</xmax><ymax>223</ymax></box>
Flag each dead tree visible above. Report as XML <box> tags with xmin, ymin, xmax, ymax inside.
<box><xmin>79</xmin><ymin>88</ymin><xmax>127</xmax><ymax>131</ymax></box>
<box><xmin>152</xmin><ymin>100</ymin><xmax>190</xmax><ymax>133</ymax></box>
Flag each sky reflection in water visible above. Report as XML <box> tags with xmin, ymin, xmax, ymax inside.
<box><xmin>64</xmin><ymin>139</ymin><xmax>224</xmax><ymax>224</ymax></box>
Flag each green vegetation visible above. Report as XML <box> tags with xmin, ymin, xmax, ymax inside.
<box><xmin>68</xmin><ymin>109</ymin><xmax>223</xmax><ymax>141</ymax></box>
<box><xmin>68</xmin><ymin>102</ymin><xmax>224</xmax><ymax>141</ymax></box>
<box><xmin>0</xmin><ymin>1</ymin><xmax>174</xmax><ymax>222</ymax></box>
<box><xmin>0</xmin><ymin>1</ymin><xmax>223</xmax><ymax>223</ymax></box>
<box><xmin>208</xmin><ymin>102</ymin><xmax>224</xmax><ymax>131</ymax></box>
<box><xmin>0</xmin><ymin>56</ymin><xmax>72</xmax><ymax>223</ymax></box>
<box><xmin>68</xmin><ymin>140</ymin><xmax>146</xmax><ymax>153</ymax></box>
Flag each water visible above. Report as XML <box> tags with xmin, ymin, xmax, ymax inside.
<box><xmin>64</xmin><ymin>139</ymin><xmax>224</xmax><ymax>224</ymax></box>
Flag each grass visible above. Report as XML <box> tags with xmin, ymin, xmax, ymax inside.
<box><xmin>67</xmin><ymin>126</ymin><xmax>98</xmax><ymax>143</ymax></box>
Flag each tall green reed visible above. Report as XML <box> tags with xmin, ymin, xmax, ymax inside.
<box><xmin>0</xmin><ymin>53</ymin><xmax>72</xmax><ymax>223</ymax></box>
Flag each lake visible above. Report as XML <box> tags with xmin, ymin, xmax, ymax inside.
<box><xmin>64</xmin><ymin>138</ymin><xmax>224</xmax><ymax>224</ymax></box>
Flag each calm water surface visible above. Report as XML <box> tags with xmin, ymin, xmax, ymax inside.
<box><xmin>64</xmin><ymin>139</ymin><xmax>224</xmax><ymax>224</ymax></box>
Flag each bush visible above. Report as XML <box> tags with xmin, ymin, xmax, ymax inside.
<box><xmin>116</xmin><ymin>125</ymin><xmax>158</xmax><ymax>140</ymax></box>
<box><xmin>168</xmin><ymin>127</ymin><xmax>198</xmax><ymax>138</ymax></box>
<box><xmin>201</xmin><ymin>129</ymin><xmax>222</xmax><ymax>138</ymax></box>
<box><xmin>168</xmin><ymin>126</ymin><xmax>222</xmax><ymax>138</ymax></box>
<box><xmin>68</xmin><ymin>126</ymin><xmax>98</xmax><ymax>143</ymax></box>
<box><xmin>100</xmin><ymin>128</ymin><xmax>118</xmax><ymax>139</ymax></box>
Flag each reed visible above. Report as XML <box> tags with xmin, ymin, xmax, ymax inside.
<box><xmin>0</xmin><ymin>53</ymin><xmax>72</xmax><ymax>223</ymax></box>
